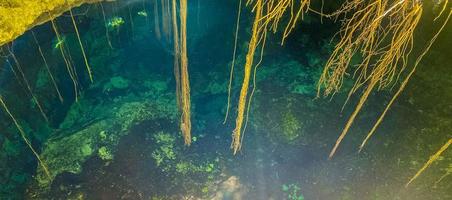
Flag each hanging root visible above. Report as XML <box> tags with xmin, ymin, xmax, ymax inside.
<box><xmin>406</xmin><ymin>139</ymin><xmax>452</xmax><ymax>187</ymax></box>
<box><xmin>171</xmin><ymin>0</ymin><xmax>191</xmax><ymax>145</ymax></box>
<box><xmin>161</xmin><ymin>0</ymin><xmax>171</xmax><ymax>40</ymax></box>
<box><xmin>0</xmin><ymin>96</ymin><xmax>51</xmax><ymax>178</ymax></box>
<box><xmin>434</xmin><ymin>0</ymin><xmax>449</xmax><ymax>21</ymax></box>
<box><xmin>359</xmin><ymin>8</ymin><xmax>452</xmax><ymax>153</ymax></box>
<box><xmin>231</xmin><ymin>0</ymin><xmax>263</xmax><ymax>154</ymax></box>
<box><xmin>99</xmin><ymin>2</ymin><xmax>113</xmax><ymax>49</ymax></box>
<box><xmin>179</xmin><ymin>0</ymin><xmax>191</xmax><ymax>145</ymax></box>
<box><xmin>224</xmin><ymin>0</ymin><xmax>242</xmax><ymax>124</ymax></box>
<box><xmin>154</xmin><ymin>1</ymin><xmax>162</xmax><ymax>40</ymax></box>
<box><xmin>70</xmin><ymin>9</ymin><xmax>93</xmax><ymax>82</ymax></box>
<box><xmin>243</xmin><ymin>24</ymin><xmax>268</xmax><ymax>142</ymax></box>
<box><xmin>49</xmin><ymin>16</ymin><xmax>79</xmax><ymax>102</ymax></box>
<box><xmin>7</xmin><ymin>47</ymin><xmax>49</xmax><ymax>122</ymax></box>
<box><xmin>434</xmin><ymin>170</ymin><xmax>451</xmax><ymax>186</ymax></box>
<box><xmin>31</xmin><ymin>31</ymin><xmax>64</xmax><ymax>103</ymax></box>
<box><xmin>256</xmin><ymin>0</ymin><xmax>310</xmax><ymax>45</ymax></box>
<box><xmin>314</xmin><ymin>0</ymin><xmax>440</xmax><ymax>158</ymax></box>
<box><xmin>171</xmin><ymin>0</ymin><xmax>181</xmax><ymax>110</ymax></box>
<box><xmin>231</xmin><ymin>0</ymin><xmax>310</xmax><ymax>154</ymax></box>
<box><xmin>128</xmin><ymin>4</ymin><xmax>135</xmax><ymax>39</ymax></box>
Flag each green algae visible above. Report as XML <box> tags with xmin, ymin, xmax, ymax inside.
<box><xmin>97</xmin><ymin>146</ymin><xmax>113</xmax><ymax>161</ymax></box>
<box><xmin>282</xmin><ymin>183</ymin><xmax>304</xmax><ymax>200</ymax></box>
<box><xmin>52</xmin><ymin>36</ymin><xmax>65</xmax><ymax>50</ymax></box>
<box><xmin>107</xmin><ymin>16</ymin><xmax>125</xmax><ymax>29</ymax></box>
<box><xmin>147</xmin><ymin>127</ymin><xmax>222</xmax><ymax>198</ymax></box>
<box><xmin>152</xmin><ymin>131</ymin><xmax>177</xmax><ymax>169</ymax></box>
<box><xmin>281</xmin><ymin>111</ymin><xmax>304</xmax><ymax>143</ymax></box>
<box><xmin>36</xmin><ymin>120</ymin><xmax>110</xmax><ymax>186</ymax></box>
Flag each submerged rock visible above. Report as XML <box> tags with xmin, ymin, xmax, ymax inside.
<box><xmin>36</xmin><ymin>120</ymin><xmax>111</xmax><ymax>187</ymax></box>
<box><xmin>32</xmin><ymin>77</ymin><xmax>178</xmax><ymax>194</ymax></box>
<box><xmin>0</xmin><ymin>0</ymin><xmax>103</xmax><ymax>45</ymax></box>
<box><xmin>103</xmin><ymin>76</ymin><xmax>130</xmax><ymax>93</ymax></box>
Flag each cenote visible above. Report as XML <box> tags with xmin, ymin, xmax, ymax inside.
<box><xmin>0</xmin><ymin>0</ymin><xmax>451</xmax><ymax>199</ymax></box>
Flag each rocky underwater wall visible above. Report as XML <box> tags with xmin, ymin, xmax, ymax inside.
<box><xmin>0</xmin><ymin>0</ymin><xmax>105</xmax><ymax>46</ymax></box>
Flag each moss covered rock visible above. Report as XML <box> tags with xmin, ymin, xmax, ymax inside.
<box><xmin>103</xmin><ymin>76</ymin><xmax>130</xmax><ymax>93</ymax></box>
<box><xmin>0</xmin><ymin>0</ymin><xmax>102</xmax><ymax>45</ymax></box>
<box><xmin>36</xmin><ymin>120</ymin><xmax>110</xmax><ymax>186</ymax></box>
<box><xmin>35</xmin><ymin>89</ymin><xmax>178</xmax><ymax>190</ymax></box>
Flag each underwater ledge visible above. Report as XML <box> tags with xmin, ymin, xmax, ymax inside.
<box><xmin>0</xmin><ymin>0</ymin><xmax>106</xmax><ymax>46</ymax></box>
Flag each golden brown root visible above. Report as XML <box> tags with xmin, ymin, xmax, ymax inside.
<box><xmin>7</xmin><ymin>48</ymin><xmax>49</xmax><ymax>122</ymax></box>
<box><xmin>70</xmin><ymin>9</ymin><xmax>93</xmax><ymax>83</ymax></box>
<box><xmin>49</xmin><ymin>17</ymin><xmax>79</xmax><ymax>102</ymax></box>
<box><xmin>318</xmin><ymin>0</ymin><xmax>386</xmax><ymax>97</ymax></box>
<box><xmin>171</xmin><ymin>0</ymin><xmax>191</xmax><ymax>145</ymax></box>
<box><xmin>171</xmin><ymin>0</ymin><xmax>181</xmax><ymax>111</ymax></box>
<box><xmin>434</xmin><ymin>0</ymin><xmax>449</xmax><ymax>21</ymax></box>
<box><xmin>231</xmin><ymin>0</ymin><xmax>310</xmax><ymax>154</ymax></box>
<box><xmin>0</xmin><ymin>96</ymin><xmax>51</xmax><ymax>178</ymax></box>
<box><xmin>232</xmin><ymin>0</ymin><xmax>263</xmax><ymax>154</ymax></box>
<box><xmin>224</xmin><ymin>0</ymin><xmax>243</xmax><ymax>124</ymax></box>
<box><xmin>243</xmin><ymin>27</ymin><xmax>268</xmax><ymax>140</ymax></box>
<box><xmin>406</xmin><ymin>139</ymin><xmax>452</xmax><ymax>187</ymax></box>
<box><xmin>359</xmin><ymin>8</ymin><xmax>452</xmax><ymax>152</ymax></box>
<box><xmin>253</xmin><ymin>0</ymin><xmax>310</xmax><ymax>44</ymax></box>
<box><xmin>31</xmin><ymin>31</ymin><xmax>64</xmax><ymax>103</ymax></box>
<box><xmin>315</xmin><ymin>0</ymin><xmax>438</xmax><ymax>158</ymax></box>
<box><xmin>329</xmin><ymin>80</ymin><xmax>376</xmax><ymax>159</ymax></box>
<box><xmin>179</xmin><ymin>0</ymin><xmax>191</xmax><ymax>145</ymax></box>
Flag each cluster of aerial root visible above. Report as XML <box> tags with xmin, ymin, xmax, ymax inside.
<box><xmin>166</xmin><ymin>0</ymin><xmax>192</xmax><ymax>145</ymax></box>
<box><xmin>229</xmin><ymin>0</ymin><xmax>311</xmax><ymax>154</ymax></box>
<box><xmin>151</xmin><ymin>0</ymin><xmax>192</xmax><ymax>145</ymax></box>
<box><xmin>313</xmin><ymin>0</ymin><xmax>452</xmax><ymax>159</ymax></box>
<box><xmin>225</xmin><ymin>0</ymin><xmax>452</xmax><ymax>187</ymax></box>
<box><xmin>0</xmin><ymin>0</ymin><xmax>451</xmax><ymax>189</ymax></box>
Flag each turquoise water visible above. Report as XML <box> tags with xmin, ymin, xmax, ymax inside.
<box><xmin>0</xmin><ymin>0</ymin><xmax>451</xmax><ymax>199</ymax></box>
